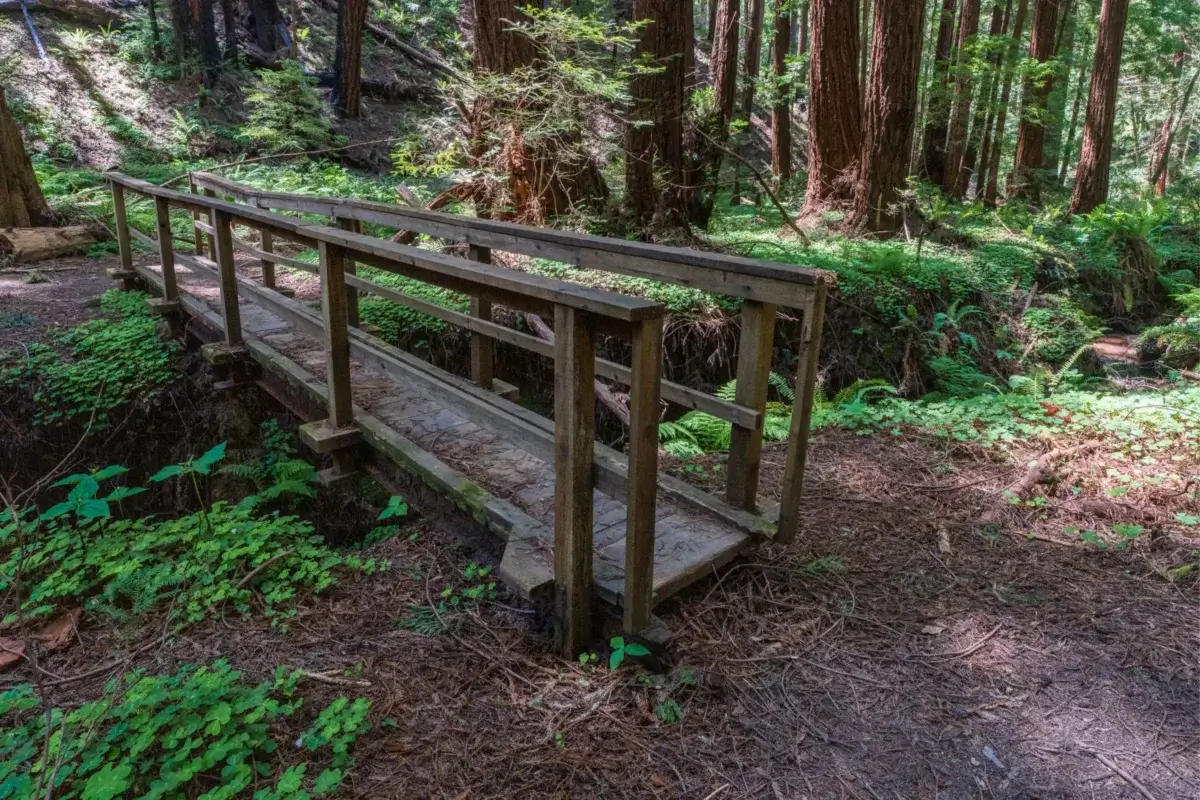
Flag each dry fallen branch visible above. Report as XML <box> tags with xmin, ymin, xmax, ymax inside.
<box><xmin>1006</xmin><ymin>442</ymin><xmax>1103</xmax><ymax>498</ymax></box>
<box><xmin>525</xmin><ymin>313</ymin><xmax>631</xmax><ymax>427</ymax></box>
<box><xmin>1079</xmin><ymin>747</ymin><xmax>1162</xmax><ymax>800</ymax></box>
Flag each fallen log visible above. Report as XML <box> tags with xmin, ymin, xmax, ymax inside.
<box><xmin>0</xmin><ymin>224</ymin><xmax>105</xmax><ymax>262</ymax></box>
<box><xmin>525</xmin><ymin>313</ymin><xmax>632</xmax><ymax>427</ymax></box>
<box><xmin>1006</xmin><ymin>442</ymin><xmax>1102</xmax><ymax>498</ymax></box>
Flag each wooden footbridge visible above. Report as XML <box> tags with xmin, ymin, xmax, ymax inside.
<box><xmin>105</xmin><ymin>171</ymin><xmax>827</xmax><ymax>655</ymax></box>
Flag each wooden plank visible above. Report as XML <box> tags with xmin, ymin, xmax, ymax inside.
<box><xmin>468</xmin><ymin>244</ymin><xmax>494</xmax><ymax>390</ymax></box>
<box><xmin>110</xmin><ymin>182</ymin><xmax>133</xmax><ymax>273</ymax></box>
<box><xmin>335</xmin><ymin>217</ymin><xmax>360</xmax><ymax>328</ymax></box>
<box><xmin>317</xmin><ymin>241</ymin><xmax>355</xmax><ymax>429</ymax></box>
<box><xmin>553</xmin><ymin>305</ymin><xmax>595</xmax><ymax>657</ymax></box>
<box><xmin>726</xmin><ymin>301</ymin><xmax>778</xmax><ymax>510</ymax></box>
<box><xmin>777</xmin><ymin>282</ymin><xmax>828</xmax><ymax>544</ymax></box>
<box><xmin>623</xmin><ymin>315</ymin><xmax>663</xmax><ymax>634</ymax></box>
<box><xmin>154</xmin><ymin>196</ymin><xmax>177</xmax><ymax>302</ymax></box>
<box><xmin>212</xmin><ymin>210</ymin><xmax>243</xmax><ymax>347</ymax></box>
<box><xmin>188</xmin><ymin>176</ymin><xmax>205</xmax><ymax>257</ymax></box>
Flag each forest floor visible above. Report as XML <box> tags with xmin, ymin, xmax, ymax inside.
<box><xmin>3</xmin><ymin>257</ymin><xmax>1197</xmax><ymax>800</ymax></box>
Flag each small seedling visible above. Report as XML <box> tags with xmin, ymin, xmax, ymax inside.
<box><xmin>654</xmin><ymin>699</ymin><xmax>684</xmax><ymax>725</ymax></box>
<box><xmin>378</xmin><ymin>495</ymin><xmax>409</xmax><ymax>521</ymax></box>
<box><xmin>608</xmin><ymin>636</ymin><xmax>650</xmax><ymax>670</ymax></box>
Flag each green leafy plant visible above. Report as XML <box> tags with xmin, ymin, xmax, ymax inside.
<box><xmin>0</xmin><ymin>661</ymin><xmax>369</xmax><ymax>798</ymax></box>
<box><xmin>0</xmin><ymin>290</ymin><xmax>178</xmax><ymax>428</ymax></box>
<box><xmin>608</xmin><ymin>636</ymin><xmax>650</xmax><ymax>670</ymax></box>
<box><xmin>378</xmin><ymin>495</ymin><xmax>409</xmax><ymax>521</ymax></box>
<box><xmin>241</xmin><ymin>61</ymin><xmax>340</xmax><ymax>154</ymax></box>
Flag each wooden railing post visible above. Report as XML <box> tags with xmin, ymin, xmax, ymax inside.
<box><xmin>212</xmin><ymin>209</ymin><xmax>243</xmax><ymax>348</ymax></box>
<box><xmin>202</xmin><ymin>187</ymin><xmax>218</xmax><ymax>258</ymax></box>
<box><xmin>250</xmin><ymin>198</ymin><xmax>277</xmax><ymax>289</ymax></box>
<box><xmin>468</xmin><ymin>244</ymin><xmax>494</xmax><ymax>390</ymax></box>
<box><xmin>726</xmin><ymin>300</ymin><xmax>778</xmax><ymax>511</ymax></box>
<box><xmin>623</xmin><ymin>313</ymin><xmax>663</xmax><ymax>635</ymax></box>
<box><xmin>298</xmin><ymin>240</ymin><xmax>362</xmax><ymax>485</ymax></box>
<box><xmin>107</xmin><ymin>181</ymin><xmax>136</xmax><ymax>290</ymax></box>
<box><xmin>188</xmin><ymin>176</ymin><xmax>205</xmax><ymax>256</ymax></box>
<box><xmin>553</xmin><ymin>304</ymin><xmax>596</xmax><ymax>657</ymax></box>
<box><xmin>154</xmin><ymin>197</ymin><xmax>178</xmax><ymax>304</ymax></box>
<box><xmin>334</xmin><ymin>217</ymin><xmax>360</xmax><ymax>328</ymax></box>
<box><xmin>777</xmin><ymin>281</ymin><xmax>827</xmax><ymax>544</ymax></box>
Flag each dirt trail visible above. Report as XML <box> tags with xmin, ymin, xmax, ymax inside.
<box><xmin>3</xmin><ymin>259</ymin><xmax>1198</xmax><ymax>799</ymax></box>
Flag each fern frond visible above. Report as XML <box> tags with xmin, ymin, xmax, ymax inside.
<box><xmin>218</xmin><ymin>463</ymin><xmax>264</xmax><ymax>483</ymax></box>
<box><xmin>832</xmin><ymin>378</ymin><xmax>896</xmax><ymax>407</ymax></box>
<box><xmin>768</xmin><ymin>371</ymin><xmax>795</xmax><ymax>404</ymax></box>
<box><xmin>715</xmin><ymin>379</ymin><xmax>738</xmax><ymax>402</ymax></box>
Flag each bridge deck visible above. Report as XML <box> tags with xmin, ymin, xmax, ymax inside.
<box><xmin>138</xmin><ymin>257</ymin><xmax>753</xmax><ymax>610</ymax></box>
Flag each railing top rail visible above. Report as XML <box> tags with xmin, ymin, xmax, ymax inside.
<box><xmin>106</xmin><ymin>172</ymin><xmax>664</xmax><ymax>325</ymax></box>
<box><xmin>188</xmin><ymin>172</ymin><xmax>825</xmax><ymax>303</ymax></box>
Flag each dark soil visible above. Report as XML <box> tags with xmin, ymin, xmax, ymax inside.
<box><xmin>3</xmin><ymin>261</ymin><xmax>1198</xmax><ymax>799</ymax></box>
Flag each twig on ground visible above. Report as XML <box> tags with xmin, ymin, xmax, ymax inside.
<box><xmin>1081</xmin><ymin>747</ymin><xmax>1161</xmax><ymax>800</ymax></box>
<box><xmin>926</xmin><ymin>624</ymin><xmax>1002</xmax><ymax>660</ymax></box>
<box><xmin>302</xmin><ymin>670</ymin><xmax>372</xmax><ymax>688</ymax></box>
<box><xmin>236</xmin><ymin>549</ymin><xmax>294</xmax><ymax>590</ymax></box>
<box><xmin>1006</xmin><ymin>442</ymin><xmax>1103</xmax><ymax>498</ymax></box>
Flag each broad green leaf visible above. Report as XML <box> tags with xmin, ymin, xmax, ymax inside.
<box><xmin>150</xmin><ymin>464</ymin><xmax>185</xmax><ymax>482</ymax></box>
<box><xmin>91</xmin><ymin>465</ymin><xmax>129</xmax><ymax>482</ymax></box>
<box><xmin>51</xmin><ymin>473</ymin><xmax>89</xmax><ymax>488</ymax></box>
<box><xmin>40</xmin><ymin>501</ymin><xmax>73</xmax><ymax>521</ymax></box>
<box><xmin>195</xmin><ymin>442</ymin><xmax>228</xmax><ymax>470</ymax></box>
<box><xmin>609</xmin><ymin>650</ymin><xmax>624</xmax><ymax>671</ymax></box>
<box><xmin>78</xmin><ymin>499</ymin><xmax>111</xmax><ymax>520</ymax></box>
<box><xmin>313</xmin><ymin>768</ymin><xmax>343</xmax><ymax>795</ymax></box>
<box><xmin>274</xmin><ymin>763</ymin><xmax>307</xmax><ymax>794</ymax></box>
<box><xmin>624</xmin><ymin>642</ymin><xmax>651</xmax><ymax>658</ymax></box>
<box><xmin>105</xmin><ymin>486</ymin><xmax>147</xmax><ymax>502</ymax></box>
<box><xmin>82</xmin><ymin>762</ymin><xmax>132</xmax><ymax>800</ymax></box>
<box><xmin>1177</xmin><ymin>513</ymin><xmax>1199</xmax><ymax>527</ymax></box>
<box><xmin>68</xmin><ymin>476</ymin><xmax>100</xmax><ymax>502</ymax></box>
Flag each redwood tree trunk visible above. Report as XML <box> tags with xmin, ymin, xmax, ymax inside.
<box><xmin>965</xmin><ymin>0</ymin><xmax>1009</xmax><ymax>195</ymax></box>
<box><xmin>1151</xmin><ymin>65</ymin><xmax>1199</xmax><ymax>195</ymax></box>
<box><xmin>190</xmin><ymin>0</ymin><xmax>222</xmax><ymax>87</ymax></box>
<box><xmin>626</xmin><ymin>0</ymin><xmax>691</xmax><ymax>225</ymax></box>
<box><xmin>1009</xmin><ymin>0</ymin><xmax>1060</xmax><ymax>201</ymax></box>
<box><xmin>800</xmin><ymin>0</ymin><xmax>861</xmax><ymax>216</ymax></box>
<box><xmin>942</xmin><ymin>0</ymin><xmax>982</xmax><ymax>197</ymax></box>
<box><xmin>983</xmin><ymin>0</ymin><xmax>1029</xmax><ymax>204</ymax></box>
<box><xmin>1069</xmin><ymin>0</ymin><xmax>1130</xmax><ymax>214</ymax></box>
<box><xmin>1058</xmin><ymin>49</ymin><xmax>1089</xmax><ymax>184</ymax></box>
<box><xmin>742</xmin><ymin>0</ymin><xmax>765</xmax><ymax>116</ymax></box>
<box><xmin>919</xmin><ymin>0</ymin><xmax>958</xmax><ymax>184</ymax></box>
<box><xmin>219</xmin><ymin>0</ymin><xmax>238</xmax><ymax>58</ymax></box>
<box><xmin>333</xmin><ymin>0</ymin><xmax>368</xmax><ymax>117</ymax></box>
<box><xmin>848</xmin><ymin>0</ymin><xmax>926</xmax><ymax>234</ymax></box>
<box><xmin>0</xmin><ymin>88</ymin><xmax>53</xmax><ymax>229</ymax></box>
<box><xmin>248</xmin><ymin>0</ymin><xmax>283</xmax><ymax>52</ymax></box>
<box><xmin>770</xmin><ymin>0</ymin><xmax>793</xmax><ymax>182</ymax></box>
<box><xmin>688</xmin><ymin>0</ymin><xmax>740</xmax><ymax>224</ymax></box>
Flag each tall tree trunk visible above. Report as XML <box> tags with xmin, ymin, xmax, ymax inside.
<box><xmin>689</xmin><ymin>0</ymin><xmax>740</xmax><ymax>224</ymax></box>
<box><xmin>1069</xmin><ymin>0</ymin><xmax>1130</xmax><ymax>214</ymax></box>
<box><xmin>186</xmin><ymin>0</ymin><xmax>222</xmax><ymax>87</ymax></box>
<box><xmin>982</xmin><ymin>0</ymin><xmax>1029</xmax><ymax>204</ymax></box>
<box><xmin>1009</xmin><ymin>0</ymin><xmax>1060</xmax><ymax>201</ymax></box>
<box><xmin>220</xmin><ymin>0</ymin><xmax>238</xmax><ymax>59</ymax></box>
<box><xmin>942</xmin><ymin>0</ymin><xmax>982</xmax><ymax>197</ymax></box>
<box><xmin>248</xmin><ymin>0</ymin><xmax>282</xmax><ymax>51</ymax></box>
<box><xmin>147</xmin><ymin>0</ymin><xmax>164</xmax><ymax>61</ymax></box>
<box><xmin>848</xmin><ymin>0</ymin><xmax>926</xmax><ymax>234</ymax></box>
<box><xmin>707</xmin><ymin>0</ymin><xmax>718</xmax><ymax>44</ymax></box>
<box><xmin>0</xmin><ymin>88</ymin><xmax>53</xmax><ymax>229</ymax></box>
<box><xmin>919</xmin><ymin>0</ymin><xmax>958</xmax><ymax>183</ymax></box>
<box><xmin>1041</xmin><ymin>0</ymin><xmax>1077</xmax><ymax>177</ymax></box>
<box><xmin>770</xmin><ymin>0</ymin><xmax>793</xmax><ymax>182</ymax></box>
<box><xmin>967</xmin><ymin>0</ymin><xmax>1010</xmax><ymax>195</ymax></box>
<box><xmin>333</xmin><ymin>0</ymin><xmax>368</xmax><ymax>117</ymax></box>
<box><xmin>1151</xmin><ymin>64</ymin><xmax>1200</xmax><ymax>195</ymax></box>
<box><xmin>742</xmin><ymin>0</ymin><xmax>765</xmax><ymax>116</ymax></box>
<box><xmin>171</xmin><ymin>0</ymin><xmax>189</xmax><ymax>65</ymax></box>
<box><xmin>800</xmin><ymin>0</ymin><xmax>861</xmax><ymax>216</ymax></box>
<box><xmin>1058</xmin><ymin>47</ymin><xmax>1089</xmax><ymax>184</ymax></box>
<box><xmin>626</xmin><ymin>0</ymin><xmax>691</xmax><ymax>225</ymax></box>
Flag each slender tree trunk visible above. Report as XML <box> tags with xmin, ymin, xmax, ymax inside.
<box><xmin>1058</xmin><ymin>50</ymin><xmax>1089</xmax><ymax>184</ymax></box>
<box><xmin>626</xmin><ymin>0</ymin><xmax>691</xmax><ymax>225</ymax></box>
<box><xmin>247</xmin><ymin>0</ymin><xmax>282</xmax><ymax>51</ymax></box>
<box><xmin>942</xmin><ymin>0</ymin><xmax>981</xmax><ymax>197</ymax></box>
<box><xmin>983</xmin><ymin>0</ymin><xmax>1029</xmax><ymax>204</ymax></box>
<box><xmin>1151</xmin><ymin>64</ymin><xmax>1200</xmax><ymax>195</ymax></box>
<box><xmin>796</xmin><ymin>0</ymin><xmax>810</xmax><ymax>104</ymax></box>
<box><xmin>770</xmin><ymin>0</ymin><xmax>792</xmax><ymax>182</ymax></box>
<box><xmin>707</xmin><ymin>0</ymin><xmax>718</xmax><ymax>44</ymax></box>
<box><xmin>333</xmin><ymin>0</ymin><xmax>368</xmax><ymax>117</ymax></box>
<box><xmin>969</xmin><ymin>0</ymin><xmax>1010</xmax><ymax>195</ymax></box>
<box><xmin>688</xmin><ymin>0</ymin><xmax>740</xmax><ymax>223</ymax></box>
<box><xmin>197</xmin><ymin>0</ymin><xmax>222</xmax><ymax>87</ymax></box>
<box><xmin>220</xmin><ymin>0</ymin><xmax>238</xmax><ymax>59</ymax></box>
<box><xmin>147</xmin><ymin>0</ymin><xmax>164</xmax><ymax>61</ymax></box>
<box><xmin>800</xmin><ymin>0</ymin><xmax>861</xmax><ymax>216</ymax></box>
<box><xmin>171</xmin><ymin>0</ymin><xmax>188</xmax><ymax>65</ymax></box>
<box><xmin>1041</xmin><ymin>0</ymin><xmax>1077</xmax><ymax>176</ymax></box>
<box><xmin>743</xmin><ymin>0</ymin><xmax>765</xmax><ymax>116</ymax></box>
<box><xmin>0</xmin><ymin>88</ymin><xmax>53</xmax><ymax>229</ymax></box>
<box><xmin>1009</xmin><ymin>0</ymin><xmax>1060</xmax><ymax>201</ymax></box>
<box><xmin>848</xmin><ymin>0</ymin><xmax>926</xmax><ymax>234</ymax></box>
<box><xmin>1069</xmin><ymin>0</ymin><xmax>1130</xmax><ymax>214</ymax></box>
<box><xmin>919</xmin><ymin>0</ymin><xmax>958</xmax><ymax>183</ymax></box>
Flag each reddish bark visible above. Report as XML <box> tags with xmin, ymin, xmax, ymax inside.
<box><xmin>1069</xmin><ymin>0</ymin><xmax>1130</xmax><ymax>214</ymax></box>
<box><xmin>626</xmin><ymin>0</ymin><xmax>692</xmax><ymax>224</ymax></box>
<box><xmin>966</xmin><ymin>0</ymin><xmax>1010</xmax><ymax>195</ymax></box>
<box><xmin>0</xmin><ymin>88</ymin><xmax>53</xmax><ymax>228</ymax></box>
<box><xmin>333</xmin><ymin>0</ymin><xmax>368</xmax><ymax>117</ymax></box>
<box><xmin>742</xmin><ymin>0</ymin><xmax>765</xmax><ymax>116</ymax></box>
<box><xmin>848</xmin><ymin>0</ymin><xmax>926</xmax><ymax>233</ymax></box>
<box><xmin>800</xmin><ymin>0</ymin><xmax>861</xmax><ymax>216</ymax></box>
<box><xmin>1009</xmin><ymin>0</ymin><xmax>1060</xmax><ymax>201</ymax></box>
<box><xmin>771</xmin><ymin>0</ymin><xmax>793</xmax><ymax>182</ymax></box>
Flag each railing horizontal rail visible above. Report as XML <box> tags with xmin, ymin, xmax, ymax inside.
<box><xmin>190</xmin><ymin>172</ymin><xmax>822</xmax><ymax>306</ymax></box>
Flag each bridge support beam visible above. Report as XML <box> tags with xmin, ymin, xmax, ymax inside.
<box><xmin>726</xmin><ymin>300</ymin><xmax>778</xmax><ymax>512</ymax></box>
<box><xmin>777</xmin><ymin>282</ymin><xmax>827</xmax><ymax>544</ymax></box>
